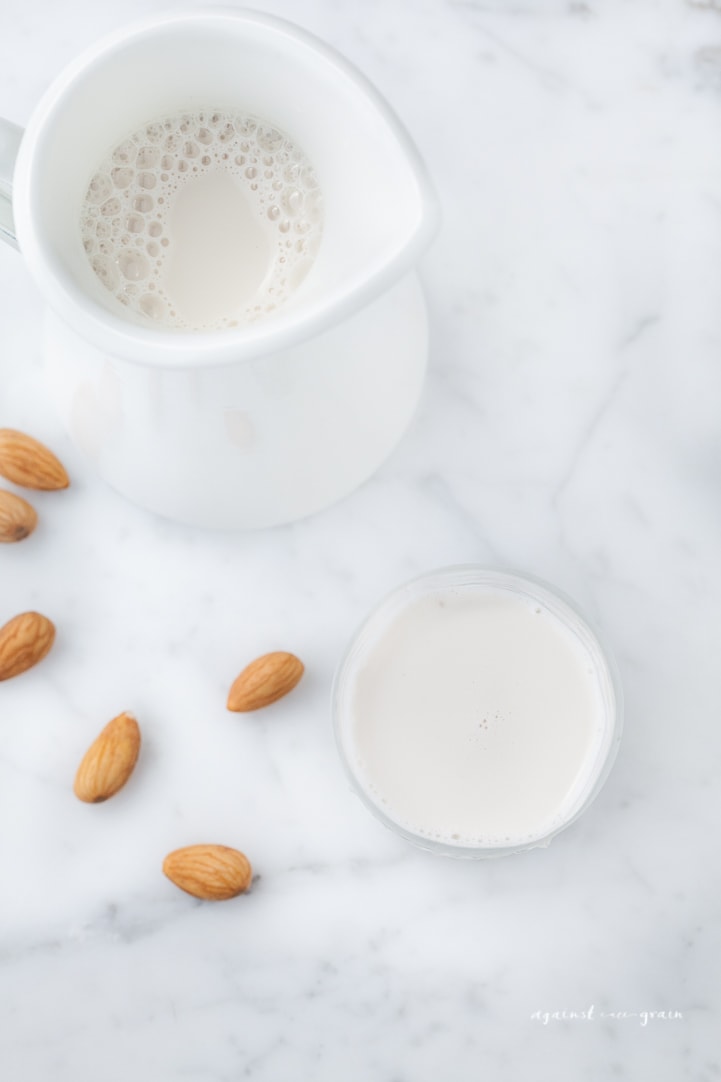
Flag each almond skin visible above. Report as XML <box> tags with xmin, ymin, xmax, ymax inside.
<box><xmin>73</xmin><ymin>712</ymin><xmax>141</xmax><ymax>803</ymax></box>
<box><xmin>0</xmin><ymin>489</ymin><xmax>38</xmax><ymax>542</ymax></box>
<box><xmin>0</xmin><ymin>428</ymin><xmax>69</xmax><ymax>491</ymax></box>
<box><xmin>0</xmin><ymin>611</ymin><xmax>55</xmax><ymax>681</ymax></box>
<box><xmin>163</xmin><ymin>844</ymin><xmax>252</xmax><ymax>900</ymax></box>
<box><xmin>227</xmin><ymin>651</ymin><xmax>304</xmax><ymax>712</ymax></box>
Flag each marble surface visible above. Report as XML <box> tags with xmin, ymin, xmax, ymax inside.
<box><xmin>1</xmin><ymin>0</ymin><xmax>719</xmax><ymax>1078</ymax></box>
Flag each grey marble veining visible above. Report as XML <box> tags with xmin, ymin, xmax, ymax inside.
<box><xmin>1</xmin><ymin>0</ymin><xmax>720</xmax><ymax>1078</ymax></box>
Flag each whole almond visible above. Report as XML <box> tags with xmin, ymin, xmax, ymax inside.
<box><xmin>227</xmin><ymin>651</ymin><xmax>304</xmax><ymax>712</ymax></box>
<box><xmin>0</xmin><ymin>428</ymin><xmax>69</xmax><ymax>491</ymax></box>
<box><xmin>73</xmin><ymin>711</ymin><xmax>141</xmax><ymax>803</ymax></box>
<box><xmin>0</xmin><ymin>611</ymin><xmax>55</xmax><ymax>681</ymax></box>
<box><xmin>163</xmin><ymin>844</ymin><xmax>252</xmax><ymax>900</ymax></box>
<box><xmin>0</xmin><ymin>490</ymin><xmax>38</xmax><ymax>542</ymax></box>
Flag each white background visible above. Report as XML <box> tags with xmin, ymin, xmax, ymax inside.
<box><xmin>0</xmin><ymin>1</ymin><xmax>719</xmax><ymax>1078</ymax></box>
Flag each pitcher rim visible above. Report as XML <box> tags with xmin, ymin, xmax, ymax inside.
<box><xmin>13</xmin><ymin>6</ymin><xmax>441</xmax><ymax>370</ymax></box>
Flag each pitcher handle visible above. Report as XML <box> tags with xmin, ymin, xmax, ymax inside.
<box><xmin>0</xmin><ymin>119</ymin><xmax>22</xmax><ymax>250</ymax></box>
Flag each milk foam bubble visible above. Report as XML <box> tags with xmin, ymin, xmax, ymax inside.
<box><xmin>80</xmin><ymin>109</ymin><xmax>323</xmax><ymax>331</ymax></box>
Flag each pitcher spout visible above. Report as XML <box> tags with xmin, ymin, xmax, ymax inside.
<box><xmin>274</xmin><ymin>13</ymin><xmax>441</xmax><ymax>336</ymax></box>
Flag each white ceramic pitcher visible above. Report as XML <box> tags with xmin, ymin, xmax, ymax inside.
<box><xmin>0</xmin><ymin>8</ymin><xmax>439</xmax><ymax>528</ymax></box>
